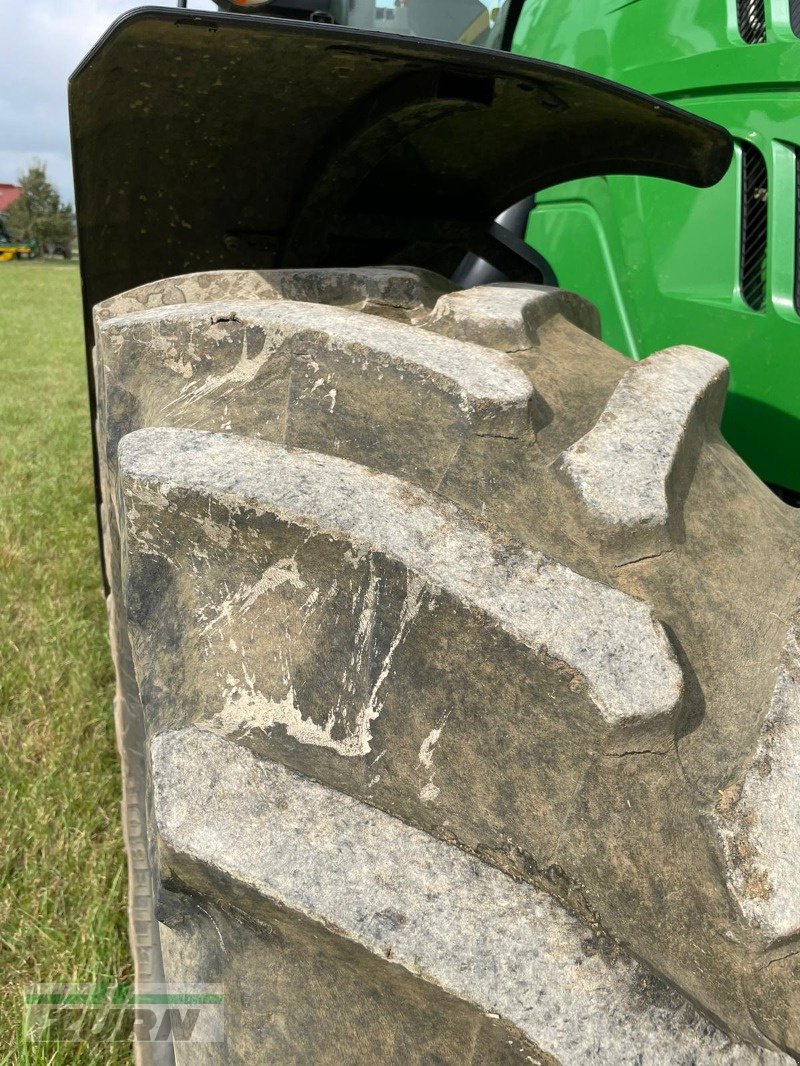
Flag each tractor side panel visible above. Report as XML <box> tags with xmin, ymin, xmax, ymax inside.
<box><xmin>514</xmin><ymin>2</ymin><xmax>800</xmax><ymax>492</ymax></box>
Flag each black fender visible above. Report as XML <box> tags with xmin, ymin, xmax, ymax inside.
<box><xmin>69</xmin><ymin>8</ymin><xmax>732</xmax><ymax>582</ymax></box>
<box><xmin>70</xmin><ymin>7</ymin><xmax>731</xmax><ymax>326</ymax></box>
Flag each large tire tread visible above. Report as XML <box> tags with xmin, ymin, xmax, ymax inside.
<box><xmin>94</xmin><ymin>267</ymin><xmax>800</xmax><ymax>1063</ymax></box>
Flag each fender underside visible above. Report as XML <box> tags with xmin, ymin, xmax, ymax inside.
<box><xmin>70</xmin><ymin>7</ymin><xmax>732</xmax><ymax>330</ymax></box>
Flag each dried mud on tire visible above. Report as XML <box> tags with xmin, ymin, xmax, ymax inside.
<box><xmin>94</xmin><ymin>267</ymin><xmax>800</xmax><ymax>1064</ymax></box>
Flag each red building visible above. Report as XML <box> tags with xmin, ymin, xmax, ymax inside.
<box><xmin>0</xmin><ymin>184</ymin><xmax>23</xmax><ymax>213</ymax></box>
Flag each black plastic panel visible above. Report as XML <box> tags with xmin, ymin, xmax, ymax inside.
<box><xmin>740</xmin><ymin>142</ymin><xmax>768</xmax><ymax>312</ymax></box>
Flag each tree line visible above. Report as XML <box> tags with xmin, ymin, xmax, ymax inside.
<box><xmin>4</xmin><ymin>163</ymin><xmax>76</xmax><ymax>253</ymax></box>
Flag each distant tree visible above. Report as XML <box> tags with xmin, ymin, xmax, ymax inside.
<box><xmin>6</xmin><ymin>162</ymin><xmax>75</xmax><ymax>252</ymax></box>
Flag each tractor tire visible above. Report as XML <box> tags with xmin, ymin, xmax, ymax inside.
<box><xmin>93</xmin><ymin>267</ymin><xmax>800</xmax><ymax>1065</ymax></box>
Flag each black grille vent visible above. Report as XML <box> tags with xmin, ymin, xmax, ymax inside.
<box><xmin>737</xmin><ymin>0</ymin><xmax>767</xmax><ymax>43</ymax></box>
<box><xmin>791</xmin><ymin>0</ymin><xmax>800</xmax><ymax>37</ymax></box>
<box><xmin>740</xmin><ymin>142</ymin><xmax>768</xmax><ymax>312</ymax></box>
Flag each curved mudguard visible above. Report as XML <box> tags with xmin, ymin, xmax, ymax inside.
<box><xmin>70</xmin><ymin>7</ymin><xmax>731</xmax><ymax>324</ymax></box>
<box><xmin>70</xmin><ymin>7</ymin><xmax>732</xmax><ymax>578</ymax></box>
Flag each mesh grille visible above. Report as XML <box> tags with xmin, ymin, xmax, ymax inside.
<box><xmin>737</xmin><ymin>0</ymin><xmax>767</xmax><ymax>43</ymax></box>
<box><xmin>740</xmin><ymin>142</ymin><xmax>768</xmax><ymax>312</ymax></box>
<box><xmin>791</xmin><ymin>0</ymin><xmax>800</xmax><ymax>37</ymax></box>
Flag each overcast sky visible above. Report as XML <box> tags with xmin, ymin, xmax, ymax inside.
<box><xmin>0</xmin><ymin>1</ymin><xmax>216</xmax><ymax>204</ymax></box>
<box><xmin>1</xmin><ymin>1</ymin><xmax>491</xmax><ymax>204</ymax></box>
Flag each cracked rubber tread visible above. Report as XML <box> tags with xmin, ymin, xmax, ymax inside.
<box><xmin>95</xmin><ymin>267</ymin><xmax>800</xmax><ymax>1063</ymax></box>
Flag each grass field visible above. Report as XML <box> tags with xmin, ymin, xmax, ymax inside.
<box><xmin>0</xmin><ymin>261</ymin><xmax>132</xmax><ymax>1064</ymax></box>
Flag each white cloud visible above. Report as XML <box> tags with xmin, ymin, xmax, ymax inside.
<box><xmin>0</xmin><ymin>0</ymin><xmax>215</xmax><ymax>202</ymax></box>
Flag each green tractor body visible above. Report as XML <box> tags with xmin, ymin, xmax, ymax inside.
<box><xmin>511</xmin><ymin>0</ymin><xmax>800</xmax><ymax>494</ymax></box>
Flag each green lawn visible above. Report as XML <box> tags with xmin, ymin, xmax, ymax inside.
<box><xmin>0</xmin><ymin>261</ymin><xmax>132</xmax><ymax>1064</ymax></box>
